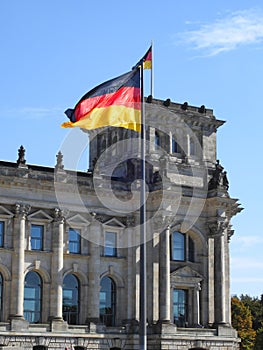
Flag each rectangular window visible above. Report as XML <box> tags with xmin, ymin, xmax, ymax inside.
<box><xmin>172</xmin><ymin>232</ymin><xmax>185</xmax><ymax>261</ymax></box>
<box><xmin>104</xmin><ymin>232</ymin><xmax>117</xmax><ymax>257</ymax></box>
<box><xmin>0</xmin><ymin>221</ymin><xmax>4</xmax><ymax>247</ymax></box>
<box><xmin>69</xmin><ymin>228</ymin><xmax>81</xmax><ymax>254</ymax></box>
<box><xmin>30</xmin><ymin>225</ymin><xmax>43</xmax><ymax>251</ymax></box>
<box><xmin>173</xmin><ymin>289</ymin><xmax>188</xmax><ymax>327</ymax></box>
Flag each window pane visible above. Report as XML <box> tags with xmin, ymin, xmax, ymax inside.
<box><xmin>63</xmin><ymin>274</ymin><xmax>79</xmax><ymax>324</ymax></box>
<box><xmin>0</xmin><ymin>222</ymin><xmax>4</xmax><ymax>247</ymax></box>
<box><xmin>69</xmin><ymin>228</ymin><xmax>81</xmax><ymax>254</ymax></box>
<box><xmin>172</xmin><ymin>138</ymin><xmax>179</xmax><ymax>153</ymax></box>
<box><xmin>100</xmin><ymin>276</ymin><xmax>116</xmax><ymax>326</ymax></box>
<box><xmin>104</xmin><ymin>232</ymin><xmax>117</xmax><ymax>257</ymax></box>
<box><xmin>172</xmin><ymin>232</ymin><xmax>185</xmax><ymax>261</ymax></box>
<box><xmin>30</xmin><ymin>225</ymin><xmax>43</xmax><ymax>250</ymax></box>
<box><xmin>173</xmin><ymin>289</ymin><xmax>188</xmax><ymax>327</ymax></box>
<box><xmin>24</xmin><ymin>272</ymin><xmax>42</xmax><ymax>323</ymax></box>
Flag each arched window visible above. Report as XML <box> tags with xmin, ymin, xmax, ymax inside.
<box><xmin>171</xmin><ymin>232</ymin><xmax>185</xmax><ymax>261</ymax></box>
<box><xmin>100</xmin><ymin>276</ymin><xmax>116</xmax><ymax>326</ymax></box>
<box><xmin>171</xmin><ymin>231</ymin><xmax>195</xmax><ymax>262</ymax></box>
<box><xmin>63</xmin><ymin>274</ymin><xmax>80</xmax><ymax>324</ymax></box>
<box><xmin>0</xmin><ymin>273</ymin><xmax>3</xmax><ymax>320</ymax></box>
<box><xmin>24</xmin><ymin>271</ymin><xmax>42</xmax><ymax>323</ymax></box>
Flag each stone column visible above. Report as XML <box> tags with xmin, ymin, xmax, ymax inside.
<box><xmin>159</xmin><ymin>225</ymin><xmax>170</xmax><ymax>322</ymax></box>
<box><xmin>210</xmin><ymin>221</ymin><xmax>228</xmax><ymax>325</ymax></box>
<box><xmin>87</xmin><ymin>218</ymin><xmax>101</xmax><ymax>328</ymax></box>
<box><xmin>50</xmin><ymin>208</ymin><xmax>67</xmax><ymax>331</ymax></box>
<box><xmin>195</xmin><ymin>283</ymin><xmax>201</xmax><ymax>325</ymax></box>
<box><xmin>125</xmin><ymin>217</ymin><xmax>137</xmax><ymax>325</ymax></box>
<box><xmin>10</xmin><ymin>203</ymin><xmax>30</xmax><ymax>330</ymax></box>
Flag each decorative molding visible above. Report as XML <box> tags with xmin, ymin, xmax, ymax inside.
<box><xmin>15</xmin><ymin>203</ymin><xmax>31</xmax><ymax>219</ymax></box>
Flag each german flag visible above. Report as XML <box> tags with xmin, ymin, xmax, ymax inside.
<box><xmin>143</xmin><ymin>46</ymin><xmax>152</xmax><ymax>69</ymax></box>
<box><xmin>133</xmin><ymin>46</ymin><xmax>152</xmax><ymax>70</ymax></box>
<box><xmin>62</xmin><ymin>69</ymin><xmax>141</xmax><ymax>132</ymax></box>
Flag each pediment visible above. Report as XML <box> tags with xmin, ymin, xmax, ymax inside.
<box><xmin>171</xmin><ymin>266</ymin><xmax>203</xmax><ymax>286</ymax></box>
<box><xmin>103</xmin><ymin>218</ymin><xmax>125</xmax><ymax>228</ymax></box>
<box><xmin>28</xmin><ymin>210</ymin><xmax>53</xmax><ymax>222</ymax></box>
<box><xmin>0</xmin><ymin>206</ymin><xmax>13</xmax><ymax>218</ymax></box>
<box><xmin>66</xmin><ymin>214</ymin><xmax>90</xmax><ymax>226</ymax></box>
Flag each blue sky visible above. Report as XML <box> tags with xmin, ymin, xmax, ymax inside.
<box><xmin>1</xmin><ymin>0</ymin><xmax>263</xmax><ymax>297</ymax></box>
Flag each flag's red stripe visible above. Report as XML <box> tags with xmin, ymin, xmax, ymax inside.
<box><xmin>75</xmin><ymin>86</ymin><xmax>141</xmax><ymax>122</ymax></box>
<box><xmin>145</xmin><ymin>50</ymin><xmax>152</xmax><ymax>61</ymax></box>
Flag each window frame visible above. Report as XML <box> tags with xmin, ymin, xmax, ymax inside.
<box><xmin>62</xmin><ymin>273</ymin><xmax>80</xmax><ymax>325</ymax></box>
<box><xmin>68</xmin><ymin>227</ymin><xmax>81</xmax><ymax>254</ymax></box>
<box><xmin>0</xmin><ymin>221</ymin><xmax>4</xmax><ymax>248</ymax></box>
<box><xmin>99</xmin><ymin>276</ymin><xmax>116</xmax><ymax>326</ymax></box>
<box><xmin>173</xmin><ymin>288</ymin><xmax>188</xmax><ymax>327</ymax></box>
<box><xmin>24</xmin><ymin>271</ymin><xmax>42</xmax><ymax>324</ymax></box>
<box><xmin>171</xmin><ymin>231</ymin><xmax>195</xmax><ymax>263</ymax></box>
<box><xmin>30</xmin><ymin>224</ymin><xmax>44</xmax><ymax>251</ymax></box>
<box><xmin>104</xmin><ymin>231</ymin><xmax>117</xmax><ymax>257</ymax></box>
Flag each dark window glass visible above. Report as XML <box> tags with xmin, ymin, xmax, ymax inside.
<box><xmin>172</xmin><ymin>232</ymin><xmax>185</xmax><ymax>261</ymax></box>
<box><xmin>100</xmin><ymin>276</ymin><xmax>116</xmax><ymax>326</ymax></box>
<box><xmin>69</xmin><ymin>228</ymin><xmax>81</xmax><ymax>254</ymax></box>
<box><xmin>33</xmin><ymin>347</ymin><xmax>47</xmax><ymax>350</ymax></box>
<box><xmin>188</xmin><ymin>236</ymin><xmax>195</xmax><ymax>262</ymax></box>
<box><xmin>173</xmin><ymin>289</ymin><xmax>188</xmax><ymax>327</ymax></box>
<box><xmin>155</xmin><ymin>131</ymin><xmax>160</xmax><ymax>149</ymax></box>
<box><xmin>63</xmin><ymin>274</ymin><xmax>79</xmax><ymax>324</ymax></box>
<box><xmin>0</xmin><ymin>221</ymin><xmax>4</xmax><ymax>247</ymax></box>
<box><xmin>104</xmin><ymin>232</ymin><xmax>117</xmax><ymax>257</ymax></box>
<box><xmin>172</xmin><ymin>138</ymin><xmax>179</xmax><ymax>153</ymax></box>
<box><xmin>30</xmin><ymin>225</ymin><xmax>43</xmax><ymax>251</ymax></box>
<box><xmin>24</xmin><ymin>271</ymin><xmax>42</xmax><ymax>323</ymax></box>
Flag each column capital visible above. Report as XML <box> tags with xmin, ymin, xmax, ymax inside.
<box><xmin>208</xmin><ymin>220</ymin><xmax>228</xmax><ymax>237</ymax></box>
<box><xmin>15</xmin><ymin>203</ymin><xmax>31</xmax><ymax>219</ymax></box>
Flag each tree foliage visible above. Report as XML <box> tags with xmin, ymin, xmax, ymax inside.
<box><xmin>231</xmin><ymin>296</ymin><xmax>256</xmax><ymax>350</ymax></box>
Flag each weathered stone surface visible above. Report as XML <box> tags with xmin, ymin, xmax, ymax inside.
<box><xmin>0</xmin><ymin>98</ymin><xmax>242</xmax><ymax>349</ymax></box>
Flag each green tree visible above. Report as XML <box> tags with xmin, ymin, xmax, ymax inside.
<box><xmin>240</xmin><ymin>294</ymin><xmax>263</xmax><ymax>350</ymax></box>
<box><xmin>231</xmin><ymin>296</ymin><xmax>256</xmax><ymax>350</ymax></box>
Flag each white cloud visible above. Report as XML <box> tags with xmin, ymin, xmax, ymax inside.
<box><xmin>177</xmin><ymin>9</ymin><xmax>263</xmax><ymax>56</ymax></box>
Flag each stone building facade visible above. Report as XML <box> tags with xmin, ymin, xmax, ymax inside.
<box><xmin>0</xmin><ymin>98</ymin><xmax>242</xmax><ymax>349</ymax></box>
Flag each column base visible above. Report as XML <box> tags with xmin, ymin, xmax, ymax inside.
<box><xmin>9</xmin><ymin>315</ymin><xmax>29</xmax><ymax>331</ymax></box>
<box><xmin>50</xmin><ymin>317</ymin><xmax>68</xmax><ymax>332</ymax></box>
<box><xmin>86</xmin><ymin>318</ymin><xmax>102</xmax><ymax>333</ymax></box>
<box><xmin>216</xmin><ymin>323</ymin><xmax>238</xmax><ymax>337</ymax></box>
<box><xmin>151</xmin><ymin>320</ymin><xmax>176</xmax><ymax>335</ymax></box>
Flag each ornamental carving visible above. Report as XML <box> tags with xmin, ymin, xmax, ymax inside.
<box><xmin>53</xmin><ymin>208</ymin><xmax>66</xmax><ymax>223</ymax></box>
<box><xmin>208</xmin><ymin>220</ymin><xmax>228</xmax><ymax>237</ymax></box>
<box><xmin>208</xmin><ymin>160</ymin><xmax>229</xmax><ymax>191</ymax></box>
<box><xmin>15</xmin><ymin>203</ymin><xmax>31</xmax><ymax>219</ymax></box>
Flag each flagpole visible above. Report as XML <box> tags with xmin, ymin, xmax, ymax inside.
<box><xmin>139</xmin><ymin>62</ymin><xmax>147</xmax><ymax>350</ymax></box>
<box><xmin>150</xmin><ymin>40</ymin><xmax>154</xmax><ymax>97</ymax></box>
